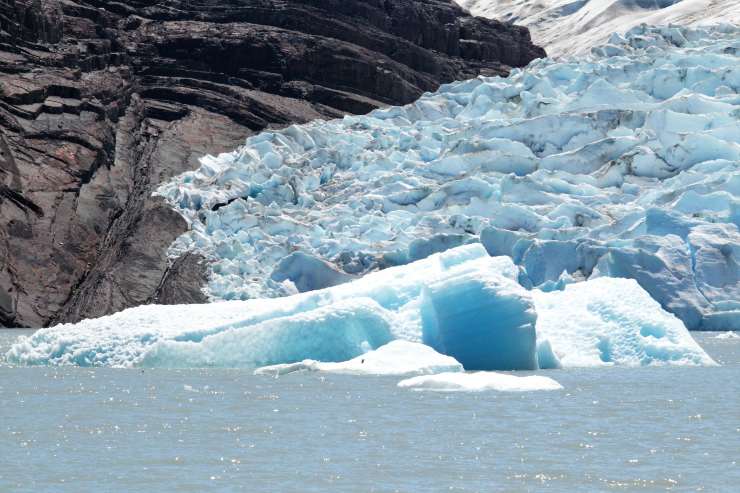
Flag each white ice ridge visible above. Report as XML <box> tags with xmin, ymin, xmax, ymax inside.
<box><xmin>533</xmin><ymin>277</ymin><xmax>716</xmax><ymax>367</ymax></box>
<box><xmin>253</xmin><ymin>340</ymin><xmax>463</xmax><ymax>376</ymax></box>
<box><xmin>456</xmin><ymin>0</ymin><xmax>740</xmax><ymax>57</ymax></box>
<box><xmin>397</xmin><ymin>372</ymin><xmax>563</xmax><ymax>392</ymax></box>
<box><xmin>157</xmin><ymin>25</ymin><xmax>740</xmax><ymax>331</ymax></box>
<box><xmin>6</xmin><ymin>245</ymin><xmax>716</xmax><ymax>369</ymax></box>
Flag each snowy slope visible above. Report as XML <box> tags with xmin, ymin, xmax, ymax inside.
<box><xmin>456</xmin><ymin>0</ymin><xmax>740</xmax><ymax>56</ymax></box>
<box><xmin>157</xmin><ymin>25</ymin><xmax>739</xmax><ymax>331</ymax></box>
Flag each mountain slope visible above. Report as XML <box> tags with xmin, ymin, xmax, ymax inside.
<box><xmin>0</xmin><ymin>0</ymin><xmax>544</xmax><ymax>327</ymax></box>
<box><xmin>456</xmin><ymin>0</ymin><xmax>740</xmax><ymax>56</ymax></box>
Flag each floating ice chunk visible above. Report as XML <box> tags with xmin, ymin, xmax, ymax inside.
<box><xmin>535</xmin><ymin>339</ymin><xmax>561</xmax><ymax>369</ymax></box>
<box><xmin>591</xmin><ymin>235</ymin><xmax>711</xmax><ymax>330</ymax></box>
<box><xmin>253</xmin><ymin>340</ymin><xmax>463</xmax><ymax>376</ymax></box>
<box><xmin>397</xmin><ymin>372</ymin><xmax>563</xmax><ymax>392</ymax></box>
<box><xmin>714</xmin><ymin>331</ymin><xmax>739</xmax><ymax>340</ymax></box>
<box><xmin>532</xmin><ymin>277</ymin><xmax>717</xmax><ymax>367</ymax></box>
<box><xmin>3</xmin><ymin>302</ymin><xmax>262</xmax><ymax>367</ymax></box>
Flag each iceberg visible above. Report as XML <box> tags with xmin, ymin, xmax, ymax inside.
<box><xmin>6</xmin><ymin>245</ymin><xmax>526</xmax><ymax>368</ymax></box>
<box><xmin>397</xmin><ymin>372</ymin><xmax>563</xmax><ymax>392</ymax></box>
<box><xmin>532</xmin><ymin>277</ymin><xmax>717</xmax><ymax>367</ymax></box>
<box><xmin>6</xmin><ymin>245</ymin><xmax>715</xmax><ymax>370</ymax></box>
<box><xmin>157</xmin><ymin>25</ymin><xmax>740</xmax><ymax>331</ymax></box>
<box><xmin>253</xmin><ymin>340</ymin><xmax>463</xmax><ymax>376</ymax></box>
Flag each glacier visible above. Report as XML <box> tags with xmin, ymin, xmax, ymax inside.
<box><xmin>5</xmin><ymin>245</ymin><xmax>716</xmax><ymax>369</ymax></box>
<box><xmin>157</xmin><ymin>25</ymin><xmax>740</xmax><ymax>332</ymax></box>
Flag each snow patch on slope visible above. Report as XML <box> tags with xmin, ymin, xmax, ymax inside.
<box><xmin>457</xmin><ymin>0</ymin><xmax>740</xmax><ymax>56</ymax></box>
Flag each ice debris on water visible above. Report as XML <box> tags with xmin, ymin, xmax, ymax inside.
<box><xmin>397</xmin><ymin>372</ymin><xmax>564</xmax><ymax>392</ymax></box>
<box><xmin>6</xmin><ymin>245</ymin><xmax>715</xmax><ymax>369</ymax></box>
<box><xmin>157</xmin><ymin>25</ymin><xmax>740</xmax><ymax>331</ymax></box>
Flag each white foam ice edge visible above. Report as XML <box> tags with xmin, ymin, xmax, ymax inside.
<box><xmin>256</xmin><ymin>340</ymin><xmax>562</xmax><ymax>393</ymax></box>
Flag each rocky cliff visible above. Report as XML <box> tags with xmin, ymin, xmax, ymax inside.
<box><xmin>0</xmin><ymin>0</ymin><xmax>544</xmax><ymax>327</ymax></box>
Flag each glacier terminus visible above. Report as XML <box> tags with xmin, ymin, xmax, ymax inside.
<box><xmin>158</xmin><ymin>25</ymin><xmax>738</xmax><ymax>331</ymax></box>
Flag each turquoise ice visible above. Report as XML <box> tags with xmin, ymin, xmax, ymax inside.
<box><xmin>6</xmin><ymin>245</ymin><xmax>715</xmax><ymax>369</ymax></box>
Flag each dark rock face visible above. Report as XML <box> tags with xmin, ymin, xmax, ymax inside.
<box><xmin>0</xmin><ymin>0</ymin><xmax>545</xmax><ymax>327</ymax></box>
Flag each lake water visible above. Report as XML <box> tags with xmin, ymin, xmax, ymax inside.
<box><xmin>0</xmin><ymin>330</ymin><xmax>738</xmax><ymax>492</ymax></box>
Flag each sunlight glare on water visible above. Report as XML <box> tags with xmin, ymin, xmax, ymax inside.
<box><xmin>1</xmin><ymin>330</ymin><xmax>738</xmax><ymax>492</ymax></box>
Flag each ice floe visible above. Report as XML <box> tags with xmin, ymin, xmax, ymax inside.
<box><xmin>397</xmin><ymin>371</ymin><xmax>563</xmax><ymax>392</ymax></box>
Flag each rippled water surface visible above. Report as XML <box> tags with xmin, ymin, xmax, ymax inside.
<box><xmin>1</xmin><ymin>330</ymin><xmax>738</xmax><ymax>492</ymax></box>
